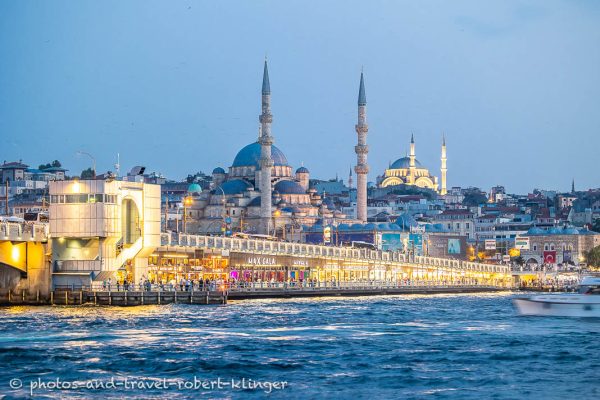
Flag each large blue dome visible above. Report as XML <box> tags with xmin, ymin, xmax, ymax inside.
<box><xmin>213</xmin><ymin>179</ymin><xmax>251</xmax><ymax>195</ymax></box>
<box><xmin>390</xmin><ymin>157</ymin><xmax>422</xmax><ymax>169</ymax></box>
<box><xmin>232</xmin><ymin>142</ymin><xmax>288</xmax><ymax>168</ymax></box>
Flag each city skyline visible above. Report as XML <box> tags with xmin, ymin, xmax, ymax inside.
<box><xmin>1</xmin><ymin>1</ymin><xmax>599</xmax><ymax>193</ymax></box>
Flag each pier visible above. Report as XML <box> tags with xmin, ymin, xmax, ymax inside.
<box><xmin>0</xmin><ymin>281</ymin><xmax>512</xmax><ymax>306</ymax></box>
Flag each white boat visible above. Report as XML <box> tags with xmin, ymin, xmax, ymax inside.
<box><xmin>513</xmin><ymin>276</ymin><xmax>600</xmax><ymax>317</ymax></box>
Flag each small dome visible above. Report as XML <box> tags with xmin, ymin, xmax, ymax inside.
<box><xmin>563</xmin><ymin>227</ymin><xmax>579</xmax><ymax>235</ymax></box>
<box><xmin>213</xmin><ymin>179</ymin><xmax>251</xmax><ymax>195</ymax></box>
<box><xmin>395</xmin><ymin>213</ymin><xmax>418</xmax><ymax>230</ymax></box>
<box><xmin>274</xmin><ymin>180</ymin><xmax>306</xmax><ymax>195</ymax></box>
<box><xmin>247</xmin><ymin>197</ymin><xmax>261</xmax><ymax>207</ymax></box>
<box><xmin>548</xmin><ymin>227</ymin><xmax>562</xmax><ymax>235</ymax></box>
<box><xmin>337</xmin><ymin>223</ymin><xmax>350</xmax><ymax>231</ymax></box>
<box><xmin>232</xmin><ymin>142</ymin><xmax>288</xmax><ymax>168</ymax></box>
<box><xmin>378</xmin><ymin>223</ymin><xmax>390</xmax><ymax>230</ymax></box>
<box><xmin>296</xmin><ymin>166</ymin><xmax>309</xmax><ymax>174</ymax></box>
<box><xmin>212</xmin><ymin>167</ymin><xmax>225</xmax><ymax>174</ymax></box>
<box><xmin>351</xmin><ymin>223</ymin><xmax>363</xmax><ymax>230</ymax></box>
<box><xmin>390</xmin><ymin>157</ymin><xmax>422</xmax><ymax>169</ymax></box>
<box><xmin>187</xmin><ymin>183</ymin><xmax>202</xmax><ymax>193</ymax></box>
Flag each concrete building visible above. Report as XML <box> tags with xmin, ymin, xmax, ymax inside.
<box><xmin>521</xmin><ymin>226</ymin><xmax>600</xmax><ymax>267</ymax></box>
<box><xmin>49</xmin><ymin>179</ymin><xmax>161</xmax><ymax>287</ymax></box>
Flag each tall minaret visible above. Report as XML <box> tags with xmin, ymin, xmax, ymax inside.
<box><xmin>440</xmin><ymin>134</ymin><xmax>447</xmax><ymax>195</ymax></box>
<box><xmin>571</xmin><ymin>178</ymin><xmax>575</xmax><ymax>193</ymax></box>
<box><xmin>259</xmin><ymin>59</ymin><xmax>274</xmax><ymax>234</ymax></box>
<box><xmin>348</xmin><ymin>166</ymin><xmax>353</xmax><ymax>189</ymax></box>
<box><xmin>409</xmin><ymin>134</ymin><xmax>416</xmax><ymax>183</ymax></box>
<box><xmin>354</xmin><ymin>71</ymin><xmax>369</xmax><ymax>223</ymax></box>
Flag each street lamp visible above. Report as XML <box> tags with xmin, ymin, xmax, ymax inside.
<box><xmin>272</xmin><ymin>209</ymin><xmax>281</xmax><ymax>238</ymax></box>
<box><xmin>76</xmin><ymin>150</ymin><xmax>96</xmax><ymax>179</ymax></box>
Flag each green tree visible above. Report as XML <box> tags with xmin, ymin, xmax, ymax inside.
<box><xmin>585</xmin><ymin>245</ymin><xmax>600</xmax><ymax>267</ymax></box>
<box><xmin>514</xmin><ymin>256</ymin><xmax>525</xmax><ymax>266</ymax></box>
<box><xmin>39</xmin><ymin>160</ymin><xmax>61</xmax><ymax>170</ymax></box>
<box><xmin>80</xmin><ymin>168</ymin><xmax>95</xmax><ymax>179</ymax></box>
<box><xmin>592</xmin><ymin>218</ymin><xmax>600</xmax><ymax>233</ymax></box>
<box><xmin>463</xmin><ymin>192</ymin><xmax>488</xmax><ymax>207</ymax></box>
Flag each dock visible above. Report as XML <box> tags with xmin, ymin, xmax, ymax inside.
<box><xmin>0</xmin><ymin>284</ymin><xmax>514</xmax><ymax>306</ymax></box>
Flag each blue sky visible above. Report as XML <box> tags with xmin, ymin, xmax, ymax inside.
<box><xmin>1</xmin><ymin>0</ymin><xmax>598</xmax><ymax>193</ymax></box>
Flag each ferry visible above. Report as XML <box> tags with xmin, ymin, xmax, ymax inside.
<box><xmin>513</xmin><ymin>276</ymin><xmax>600</xmax><ymax>317</ymax></box>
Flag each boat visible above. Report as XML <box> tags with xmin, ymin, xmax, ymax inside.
<box><xmin>513</xmin><ymin>276</ymin><xmax>600</xmax><ymax>317</ymax></box>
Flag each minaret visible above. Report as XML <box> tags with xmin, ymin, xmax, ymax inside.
<box><xmin>409</xmin><ymin>134</ymin><xmax>416</xmax><ymax>184</ymax></box>
<box><xmin>571</xmin><ymin>178</ymin><xmax>575</xmax><ymax>193</ymax></box>
<box><xmin>258</xmin><ymin>59</ymin><xmax>274</xmax><ymax>235</ymax></box>
<box><xmin>354</xmin><ymin>71</ymin><xmax>369</xmax><ymax>223</ymax></box>
<box><xmin>440</xmin><ymin>134</ymin><xmax>447</xmax><ymax>195</ymax></box>
<box><xmin>348</xmin><ymin>167</ymin><xmax>353</xmax><ymax>189</ymax></box>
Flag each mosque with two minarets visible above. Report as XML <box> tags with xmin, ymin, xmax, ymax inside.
<box><xmin>186</xmin><ymin>60</ymin><xmax>448</xmax><ymax>237</ymax></box>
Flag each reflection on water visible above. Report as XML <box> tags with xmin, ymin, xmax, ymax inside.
<box><xmin>1</xmin><ymin>293</ymin><xmax>599</xmax><ymax>399</ymax></box>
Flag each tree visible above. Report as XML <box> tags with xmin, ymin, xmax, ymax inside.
<box><xmin>514</xmin><ymin>256</ymin><xmax>525</xmax><ymax>266</ymax></box>
<box><xmin>38</xmin><ymin>160</ymin><xmax>62</xmax><ymax>170</ymax></box>
<box><xmin>463</xmin><ymin>192</ymin><xmax>488</xmax><ymax>207</ymax></box>
<box><xmin>80</xmin><ymin>168</ymin><xmax>94</xmax><ymax>179</ymax></box>
<box><xmin>584</xmin><ymin>245</ymin><xmax>600</xmax><ymax>267</ymax></box>
<box><xmin>592</xmin><ymin>218</ymin><xmax>600</xmax><ymax>233</ymax></box>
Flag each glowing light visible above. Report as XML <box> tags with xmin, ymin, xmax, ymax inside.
<box><xmin>11</xmin><ymin>246</ymin><xmax>20</xmax><ymax>262</ymax></box>
<box><xmin>72</xmin><ymin>180</ymin><xmax>80</xmax><ymax>193</ymax></box>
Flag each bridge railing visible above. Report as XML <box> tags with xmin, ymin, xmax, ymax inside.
<box><xmin>159</xmin><ymin>232</ymin><xmax>510</xmax><ymax>274</ymax></box>
<box><xmin>0</xmin><ymin>222</ymin><xmax>48</xmax><ymax>242</ymax></box>
<box><xmin>86</xmin><ymin>280</ymin><xmax>506</xmax><ymax>292</ymax></box>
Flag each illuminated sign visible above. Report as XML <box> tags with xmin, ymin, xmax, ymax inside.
<box><xmin>246</xmin><ymin>256</ymin><xmax>276</xmax><ymax>266</ymax></box>
<box><xmin>515</xmin><ymin>236</ymin><xmax>530</xmax><ymax>250</ymax></box>
<box><xmin>484</xmin><ymin>240</ymin><xmax>496</xmax><ymax>250</ymax></box>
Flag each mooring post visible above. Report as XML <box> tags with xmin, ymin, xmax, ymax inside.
<box><xmin>50</xmin><ymin>291</ymin><xmax>54</xmax><ymax>305</ymax></box>
<box><xmin>94</xmin><ymin>292</ymin><xmax>97</xmax><ymax>306</ymax></box>
<box><xmin>80</xmin><ymin>290</ymin><xmax>83</xmax><ymax>305</ymax></box>
<box><xmin>109</xmin><ymin>291</ymin><xmax>112</xmax><ymax>306</ymax></box>
<box><xmin>141</xmin><ymin>291</ymin><xmax>144</xmax><ymax>305</ymax></box>
<box><xmin>206</xmin><ymin>291</ymin><xmax>209</xmax><ymax>304</ymax></box>
<box><xmin>22</xmin><ymin>290</ymin><xmax>25</xmax><ymax>302</ymax></box>
<box><xmin>158</xmin><ymin>290</ymin><xmax>161</xmax><ymax>305</ymax></box>
<box><xmin>174</xmin><ymin>291</ymin><xmax>177</xmax><ymax>304</ymax></box>
<box><xmin>36</xmin><ymin>290</ymin><xmax>40</xmax><ymax>304</ymax></box>
<box><xmin>65</xmin><ymin>291</ymin><xmax>68</xmax><ymax>306</ymax></box>
<box><xmin>124</xmin><ymin>291</ymin><xmax>127</xmax><ymax>306</ymax></box>
<box><xmin>8</xmin><ymin>291</ymin><xmax>11</xmax><ymax>303</ymax></box>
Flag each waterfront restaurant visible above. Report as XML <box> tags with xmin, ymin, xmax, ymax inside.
<box><xmin>228</xmin><ymin>252</ymin><xmax>314</xmax><ymax>282</ymax></box>
<box><xmin>147</xmin><ymin>250</ymin><xmax>229</xmax><ymax>283</ymax></box>
<box><xmin>146</xmin><ymin>248</ymin><xmax>510</xmax><ymax>286</ymax></box>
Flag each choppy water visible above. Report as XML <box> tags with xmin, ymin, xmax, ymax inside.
<box><xmin>0</xmin><ymin>293</ymin><xmax>598</xmax><ymax>399</ymax></box>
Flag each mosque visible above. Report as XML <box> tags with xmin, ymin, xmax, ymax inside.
<box><xmin>185</xmin><ymin>60</ymin><xmax>448</xmax><ymax>237</ymax></box>
<box><xmin>186</xmin><ymin>61</ymin><xmax>353</xmax><ymax>237</ymax></box>
<box><xmin>377</xmin><ymin>134</ymin><xmax>447</xmax><ymax>195</ymax></box>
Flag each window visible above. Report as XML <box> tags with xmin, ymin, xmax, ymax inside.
<box><xmin>89</xmin><ymin>194</ymin><xmax>103</xmax><ymax>203</ymax></box>
<box><xmin>533</xmin><ymin>244</ymin><xmax>537</xmax><ymax>251</ymax></box>
<box><xmin>65</xmin><ymin>194</ymin><xmax>89</xmax><ymax>203</ymax></box>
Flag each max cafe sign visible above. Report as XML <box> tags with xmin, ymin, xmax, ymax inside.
<box><xmin>515</xmin><ymin>236</ymin><xmax>530</xmax><ymax>250</ymax></box>
<box><xmin>230</xmin><ymin>252</ymin><xmax>313</xmax><ymax>268</ymax></box>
